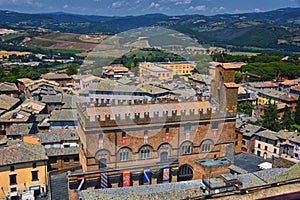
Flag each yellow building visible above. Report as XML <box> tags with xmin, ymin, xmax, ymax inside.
<box><xmin>0</xmin><ymin>139</ymin><xmax>48</xmax><ymax>199</ymax></box>
<box><xmin>139</xmin><ymin>61</ymin><xmax>196</xmax><ymax>80</ymax></box>
<box><xmin>0</xmin><ymin>50</ymin><xmax>31</xmax><ymax>59</ymax></box>
<box><xmin>256</xmin><ymin>88</ymin><xmax>283</xmax><ymax>105</ymax></box>
<box><xmin>139</xmin><ymin>64</ymin><xmax>174</xmax><ymax>80</ymax></box>
<box><xmin>157</xmin><ymin>61</ymin><xmax>196</xmax><ymax>75</ymax></box>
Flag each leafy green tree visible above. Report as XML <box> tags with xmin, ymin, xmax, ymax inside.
<box><xmin>262</xmin><ymin>102</ymin><xmax>281</xmax><ymax>131</ymax></box>
<box><xmin>10</xmin><ymin>67</ymin><xmax>19</xmax><ymax>76</ymax></box>
<box><xmin>234</xmin><ymin>72</ymin><xmax>243</xmax><ymax>84</ymax></box>
<box><xmin>282</xmin><ymin>105</ymin><xmax>293</xmax><ymax>130</ymax></box>
<box><xmin>66</xmin><ymin>64</ymin><xmax>79</xmax><ymax>76</ymax></box>
<box><xmin>26</xmin><ymin>70</ymin><xmax>41</xmax><ymax>80</ymax></box>
<box><xmin>0</xmin><ymin>66</ymin><xmax>6</xmax><ymax>78</ymax></box>
<box><xmin>237</xmin><ymin>102</ymin><xmax>254</xmax><ymax>116</ymax></box>
<box><xmin>295</xmin><ymin>97</ymin><xmax>300</xmax><ymax>125</ymax></box>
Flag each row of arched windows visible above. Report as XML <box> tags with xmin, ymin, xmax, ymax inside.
<box><xmin>96</xmin><ymin>139</ymin><xmax>213</xmax><ymax>166</ymax></box>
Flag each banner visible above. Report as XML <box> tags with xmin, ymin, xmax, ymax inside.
<box><xmin>144</xmin><ymin>135</ymin><xmax>148</xmax><ymax>144</ymax></box>
<box><xmin>166</xmin><ymin>133</ymin><xmax>170</xmax><ymax>141</ymax></box>
<box><xmin>122</xmin><ymin>137</ymin><xmax>126</xmax><ymax>146</ymax></box>
<box><xmin>212</xmin><ymin>129</ymin><xmax>218</xmax><ymax>138</ymax></box>
<box><xmin>143</xmin><ymin>168</ymin><xmax>151</xmax><ymax>184</ymax></box>
<box><xmin>100</xmin><ymin>174</ymin><xmax>108</xmax><ymax>188</ymax></box>
<box><xmin>123</xmin><ymin>170</ymin><xmax>130</xmax><ymax>187</ymax></box>
<box><xmin>163</xmin><ymin>166</ymin><xmax>170</xmax><ymax>183</ymax></box>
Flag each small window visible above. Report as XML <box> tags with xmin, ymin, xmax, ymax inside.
<box><xmin>31</xmin><ymin>171</ymin><xmax>39</xmax><ymax>181</ymax></box>
<box><xmin>202</xmin><ymin>143</ymin><xmax>211</xmax><ymax>152</ymax></box>
<box><xmin>242</xmin><ymin>140</ymin><xmax>246</xmax><ymax>145</ymax></box>
<box><xmin>10</xmin><ymin>166</ymin><xmax>14</xmax><ymax>172</ymax></box>
<box><xmin>99</xmin><ymin>158</ymin><xmax>107</xmax><ymax>169</ymax></box>
<box><xmin>63</xmin><ymin>158</ymin><xmax>70</xmax><ymax>163</ymax></box>
<box><xmin>122</xmin><ymin>132</ymin><xmax>126</xmax><ymax>138</ymax></box>
<box><xmin>120</xmin><ymin>150</ymin><xmax>129</xmax><ymax>161</ymax></box>
<box><xmin>182</xmin><ymin>145</ymin><xmax>191</xmax><ymax>155</ymax></box>
<box><xmin>265</xmin><ymin>146</ymin><xmax>268</xmax><ymax>151</ymax></box>
<box><xmin>258</xmin><ymin>144</ymin><xmax>261</xmax><ymax>148</ymax></box>
<box><xmin>160</xmin><ymin>152</ymin><xmax>168</xmax><ymax>162</ymax></box>
<box><xmin>236</xmin><ymin>134</ymin><xmax>239</xmax><ymax>139</ymax></box>
<box><xmin>211</xmin><ymin>121</ymin><xmax>219</xmax><ymax>130</ymax></box>
<box><xmin>166</xmin><ymin>128</ymin><xmax>169</xmax><ymax>134</ymax></box>
<box><xmin>274</xmin><ymin>149</ymin><xmax>277</xmax><ymax>154</ymax></box>
<box><xmin>9</xmin><ymin>174</ymin><xmax>17</xmax><ymax>185</ymax></box>
<box><xmin>184</xmin><ymin>125</ymin><xmax>190</xmax><ymax>133</ymax></box>
<box><xmin>10</xmin><ymin>187</ymin><xmax>17</xmax><ymax>193</ymax></box>
<box><xmin>33</xmin><ymin>163</ymin><xmax>36</xmax><ymax>168</ymax></box>
<box><xmin>141</xmin><ymin>149</ymin><xmax>150</xmax><ymax>159</ymax></box>
<box><xmin>257</xmin><ymin>150</ymin><xmax>261</xmax><ymax>157</ymax></box>
<box><xmin>235</xmin><ymin>141</ymin><xmax>238</xmax><ymax>145</ymax></box>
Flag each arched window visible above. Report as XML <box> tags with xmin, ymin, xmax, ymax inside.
<box><xmin>140</xmin><ymin>147</ymin><xmax>150</xmax><ymax>159</ymax></box>
<box><xmin>202</xmin><ymin>143</ymin><xmax>211</xmax><ymax>152</ymax></box>
<box><xmin>99</xmin><ymin>158</ymin><xmax>107</xmax><ymax>170</ymax></box>
<box><xmin>182</xmin><ymin>144</ymin><xmax>191</xmax><ymax>155</ymax></box>
<box><xmin>201</xmin><ymin>139</ymin><xmax>213</xmax><ymax>153</ymax></box>
<box><xmin>119</xmin><ymin>148</ymin><xmax>130</xmax><ymax>161</ymax></box>
<box><xmin>160</xmin><ymin>152</ymin><xmax>168</xmax><ymax>162</ymax></box>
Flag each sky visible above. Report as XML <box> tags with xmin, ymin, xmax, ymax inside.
<box><xmin>0</xmin><ymin>0</ymin><xmax>299</xmax><ymax>16</ymax></box>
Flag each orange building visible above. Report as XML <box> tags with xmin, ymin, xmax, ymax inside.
<box><xmin>0</xmin><ymin>139</ymin><xmax>48</xmax><ymax>199</ymax></box>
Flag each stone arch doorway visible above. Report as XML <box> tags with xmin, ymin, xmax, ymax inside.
<box><xmin>177</xmin><ymin>164</ymin><xmax>193</xmax><ymax>182</ymax></box>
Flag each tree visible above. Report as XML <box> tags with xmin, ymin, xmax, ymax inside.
<box><xmin>234</xmin><ymin>72</ymin><xmax>243</xmax><ymax>84</ymax></box>
<box><xmin>237</xmin><ymin>102</ymin><xmax>254</xmax><ymax>116</ymax></box>
<box><xmin>66</xmin><ymin>64</ymin><xmax>79</xmax><ymax>76</ymax></box>
<box><xmin>262</xmin><ymin>102</ymin><xmax>281</xmax><ymax>132</ymax></box>
<box><xmin>282</xmin><ymin>105</ymin><xmax>293</xmax><ymax>130</ymax></box>
<box><xmin>295</xmin><ymin>97</ymin><xmax>300</xmax><ymax>125</ymax></box>
<box><xmin>0</xmin><ymin>66</ymin><xmax>6</xmax><ymax>78</ymax></box>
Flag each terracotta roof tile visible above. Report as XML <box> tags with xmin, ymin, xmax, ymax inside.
<box><xmin>0</xmin><ymin>141</ymin><xmax>47</xmax><ymax>166</ymax></box>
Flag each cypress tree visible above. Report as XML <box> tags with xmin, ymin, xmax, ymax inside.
<box><xmin>282</xmin><ymin>105</ymin><xmax>293</xmax><ymax>130</ymax></box>
<box><xmin>295</xmin><ymin>97</ymin><xmax>300</xmax><ymax>125</ymax></box>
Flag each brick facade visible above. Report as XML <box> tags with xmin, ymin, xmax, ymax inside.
<box><xmin>68</xmin><ymin>63</ymin><xmax>240</xmax><ymax>198</ymax></box>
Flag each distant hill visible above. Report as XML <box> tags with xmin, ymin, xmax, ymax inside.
<box><xmin>0</xmin><ymin>8</ymin><xmax>299</xmax><ymax>54</ymax></box>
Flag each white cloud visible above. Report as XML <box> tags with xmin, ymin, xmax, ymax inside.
<box><xmin>111</xmin><ymin>1</ymin><xmax>123</xmax><ymax>9</ymax></box>
<box><xmin>63</xmin><ymin>4</ymin><xmax>69</xmax><ymax>9</ymax></box>
<box><xmin>212</xmin><ymin>6</ymin><xmax>226</xmax><ymax>12</ymax></box>
<box><xmin>149</xmin><ymin>2</ymin><xmax>160</xmax><ymax>9</ymax></box>
<box><xmin>253</xmin><ymin>8</ymin><xmax>262</xmax><ymax>12</ymax></box>
<box><xmin>175</xmin><ymin>0</ymin><xmax>191</xmax><ymax>5</ymax></box>
<box><xmin>188</xmin><ymin>5</ymin><xmax>206</xmax><ymax>11</ymax></box>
